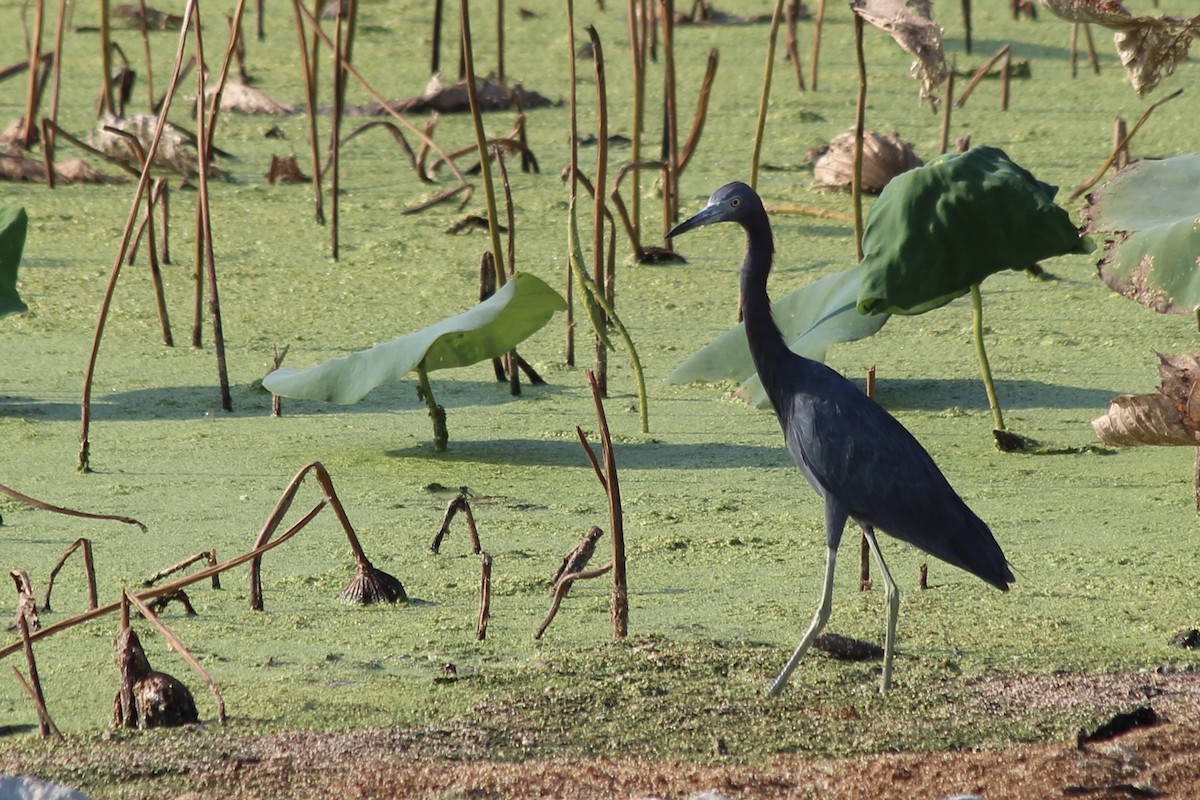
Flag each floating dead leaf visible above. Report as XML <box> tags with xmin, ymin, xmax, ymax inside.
<box><xmin>371</xmin><ymin>73</ymin><xmax>554</xmax><ymax>115</ymax></box>
<box><xmin>91</xmin><ymin>113</ymin><xmax>197</xmax><ymax>176</ymax></box>
<box><xmin>204</xmin><ymin>82</ymin><xmax>298</xmax><ymax>115</ymax></box>
<box><xmin>1037</xmin><ymin>0</ymin><xmax>1198</xmax><ymax>95</ymax></box>
<box><xmin>1092</xmin><ymin>352</ymin><xmax>1200</xmax><ymax>447</ymax></box>
<box><xmin>852</xmin><ymin>0</ymin><xmax>949</xmax><ymax>105</ymax></box>
<box><xmin>813</xmin><ymin>130</ymin><xmax>923</xmax><ymax>193</ymax></box>
<box><xmin>266</xmin><ymin>154</ymin><xmax>308</xmax><ymax>184</ymax></box>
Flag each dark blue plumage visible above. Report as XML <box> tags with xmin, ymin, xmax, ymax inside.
<box><xmin>669</xmin><ymin>182</ymin><xmax>1013</xmax><ymax>693</ymax></box>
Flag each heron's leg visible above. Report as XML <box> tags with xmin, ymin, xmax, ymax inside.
<box><xmin>861</xmin><ymin>525</ymin><xmax>899</xmax><ymax>692</ymax></box>
<box><xmin>767</xmin><ymin>544</ymin><xmax>837</xmax><ymax>696</ymax></box>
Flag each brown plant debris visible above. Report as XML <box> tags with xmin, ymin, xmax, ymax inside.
<box><xmin>0</xmin><ymin>152</ymin><xmax>112</xmax><ymax>184</ymax></box>
<box><xmin>369</xmin><ymin>73</ymin><xmax>554</xmax><ymax>116</ymax></box>
<box><xmin>7</xmin><ymin>570</ymin><xmax>39</xmax><ymax>634</ymax></box>
<box><xmin>812</xmin><ymin>130</ymin><xmax>923</xmax><ymax>193</ymax></box>
<box><xmin>813</xmin><ymin>631</ymin><xmax>885</xmax><ymax>661</ymax></box>
<box><xmin>204</xmin><ymin>82</ymin><xmax>298</xmax><ymax>115</ymax></box>
<box><xmin>1038</xmin><ymin>0</ymin><xmax>1198</xmax><ymax>95</ymax></box>
<box><xmin>1092</xmin><ymin>351</ymin><xmax>1200</xmax><ymax>447</ymax></box>
<box><xmin>340</xmin><ymin>563</ymin><xmax>407</xmax><ymax>605</ymax></box>
<box><xmin>852</xmin><ymin>0</ymin><xmax>950</xmax><ymax>105</ymax></box>
<box><xmin>114</xmin><ymin>4</ymin><xmax>184</xmax><ymax>29</ymax></box>
<box><xmin>266</xmin><ymin>154</ymin><xmax>308</xmax><ymax>184</ymax></box>
<box><xmin>90</xmin><ymin>114</ymin><xmax>199</xmax><ymax>176</ymax></box>
<box><xmin>112</xmin><ymin>628</ymin><xmax>199</xmax><ymax>730</ymax></box>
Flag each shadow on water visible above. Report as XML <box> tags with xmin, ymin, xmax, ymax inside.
<box><xmin>872</xmin><ymin>377</ymin><xmax>1117</xmax><ymax>413</ymax></box>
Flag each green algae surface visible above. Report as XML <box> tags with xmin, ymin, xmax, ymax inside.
<box><xmin>2</xmin><ymin>0</ymin><xmax>1199</xmax><ymax>782</ymax></box>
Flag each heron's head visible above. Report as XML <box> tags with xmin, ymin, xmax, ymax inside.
<box><xmin>667</xmin><ymin>181</ymin><xmax>762</xmax><ymax>238</ymax></box>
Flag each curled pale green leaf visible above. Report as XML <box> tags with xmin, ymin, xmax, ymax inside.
<box><xmin>667</xmin><ymin>263</ymin><xmax>889</xmax><ymax>408</ymax></box>
<box><xmin>1</xmin><ymin>204</ymin><xmax>29</xmax><ymax>318</ymax></box>
<box><xmin>857</xmin><ymin>146</ymin><xmax>1091</xmax><ymax>316</ymax></box>
<box><xmin>263</xmin><ymin>271</ymin><xmax>566</xmax><ymax>404</ymax></box>
<box><xmin>1083</xmin><ymin>154</ymin><xmax>1200</xmax><ymax>315</ymax></box>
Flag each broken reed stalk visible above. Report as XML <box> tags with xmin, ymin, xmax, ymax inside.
<box><xmin>477</xmin><ymin>552</ymin><xmax>492</xmax><ymax>640</ymax></box>
<box><xmin>0</xmin><ymin>500</ymin><xmax>326</xmax><ymax>662</ymax></box>
<box><xmin>749</xmin><ymin>0</ymin><xmax>787</xmax><ymax>190</ymax></box>
<box><xmin>460</xmin><ymin>0</ymin><xmax>508</xmax><ymax>287</ymax></box>
<box><xmin>22</xmin><ymin>0</ymin><xmax>45</xmax><ymax>148</ymax></box>
<box><xmin>1000</xmin><ymin>49</ymin><xmax>1011</xmax><ymax>110</ymax></box>
<box><xmin>415</xmin><ymin>361</ymin><xmax>449</xmax><ymax>450</ymax></box>
<box><xmin>248</xmin><ymin>461</ymin><xmax>405</xmax><ymax>609</ymax></box>
<box><xmin>584</xmin><ymin>368</ymin><xmax>628</xmax><ymax>638</ymax></box>
<box><xmin>785</xmin><ymin>0</ymin><xmax>805</xmax><ymax>91</ymax></box>
<box><xmin>430</xmin><ymin>490</ymin><xmax>482</xmax><ymax>555</ymax></box>
<box><xmin>0</xmin><ymin>483</ymin><xmax>148</xmax><ymax>532</ymax></box>
<box><xmin>851</xmin><ymin>10</ymin><xmax>867</xmax><ymax>262</ymax></box>
<box><xmin>78</xmin><ymin>0</ymin><xmax>197</xmax><ymax>472</ymax></box>
<box><xmin>270</xmin><ymin>344</ymin><xmax>288</xmax><ymax>416</ymax></box>
<box><xmin>11</xmin><ymin>570</ymin><xmax>39</xmax><ymax>633</ymax></box>
<box><xmin>192</xmin><ymin>0</ymin><xmax>238</xmax><ymax>413</ymax></box>
<box><xmin>1112</xmin><ymin>116</ymin><xmax>1129</xmax><ymax>169</ymax></box>
<box><xmin>12</xmin><ymin>664</ymin><xmax>62</xmax><ymax>739</ymax></box>
<box><xmin>136</xmin><ymin>0</ymin><xmax>155</xmax><ymax>110</ymax></box>
<box><xmin>16</xmin><ymin>616</ymin><xmax>58</xmax><ymax>738</ymax></box>
<box><xmin>565</xmin><ymin>0</ymin><xmax>579</xmax><ymax>366</ymax></box>
<box><xmin>588</xmin><ymin>25</ymin><xmax>610</xmax><ymax>396</ymax></box>
<box><xmin>40</xmin><ymin>119</ymin><xmax>140</xmax><ymax>178</ymax></box>
<box><xmin>626</xmin><ymin>0</ymin><xmax>647</xmax><ymax>247</ymax></box>
<box><xmin>142</xmin><ymin>550</ymin><xmax>220</xmax><ymax>589</ymax></box>
<box><xmin>42</xmin><ymin>538</ymin><xmax>99</xmax><ymax>613</ymax></box>
<box><xmin>809</xmin><ymin>0</ymin><xmax>827</xmax><ymax>91</ymax></box>
<box><xmin>42</xmin><ymin>0</ymin><xmax>68</xmax><ymax>187</ymax></box>
<box><xmin>610</xmin><ymin>160</ymin><xmax>666</xmax><ymax>262</ymax></box>
<box><xmin>961</xmin><ymin>0</ymin><xmax>973</xmax><ymax>54</ymax></box>
<box><xmin>330</xmin><ymin>10</ymin><xmax>343</xmax><ymax>259</ymax></box>
<box><xmin>535</xmin><ymin>560</ymin><xmax>613</xmax><ymax>640</ymax></box>
<box><xmin>1069</xmin><ymin>89</ymin><xmax>1183</xmax><ymax>200</ymax></box>
<box><xmin>431</xmin><ymin>0</ymin><xmax>443</xmax><ymax>74</ymax></box>
<box><xmin>124</xmin><ymin>590</ymin><xmax>227</xmax><ymax>723</ymax></box>
<box><xmin>553</xmin><ymin>524</ymin><xmax>605</xmax><ymax>588</ymax></box>
<box><xmin>939</xmin><ymin>68</ymin><xmax>955</xmax><ymax>154</ymax></box>
<box><xmin>676</xmin><ymin>49</ymin><xmax>719</xmax><ymax>174</ymax></box>
<box><xmin>955</xmin><ymin>44</ymin><xmax>1010</xmax><ymax>109</ymax></box>
<box><xmin>495</xmin><ymin>0</ymin><xmax>504</xmax><ymax>82</ymax></box>
<box><xmin>659</xmin><ymin>0</ymin><xmax>679</xmax><ymax>238</ymax></box>
<box><xmin>291</xmin><ymin>0</ymin><xmax>325</xmax><ymax>224</ymax></box>
<box><xmin>98</xmin><ymin>0</ymin><xmax>113</xmax><ymax>115</ymax></box>
<box><xmin>494</xmin><ymin>147</ymin><xmax>522</xmax><ymax>396</ymax></box>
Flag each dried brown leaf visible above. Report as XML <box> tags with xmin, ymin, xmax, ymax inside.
<box><xmin>204</xmin><ymin>82</ymin><xmax>298</xmax><ymax>115</ymax></box>
<box><xmin>1092</xmin><ymin>352</ymin><xmax>1200</xmax><ymax>447</ymax></box>
<box><xmin>813</xmin><ymin>130</ymin><xmax>923</xmax><ymax>193</ymax></box>
<box><xmin>852</xmin><ymin>0</ymin><xmax>949</xmax><ymax>106</ymax></box>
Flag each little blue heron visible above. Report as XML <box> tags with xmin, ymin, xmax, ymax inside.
<box><xmin>668</xmin><ymin>182</ymin><xmax>1013</xmax><ymax>693</ymax></box>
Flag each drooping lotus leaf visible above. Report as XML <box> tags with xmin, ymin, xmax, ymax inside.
<box><xmin>857</xmin><ymin>146</ymin><xmax>1091</xmax><ymax>316</ymax></box>
<box><xmin>263</xmin><ymin>271</ymin><xmax>566</xmax><ymax>404</ymax></box>
<box><xmin>1</xmin><ymin>204</ymin><xmax>29</xmax><ymax>318</ymax></box>
<box><xmin>852</xmin><ymin>0</ymin><xmax>948</xmax><ymax>106</ymax></box>
<box><xmin>667</xmin><ymin>263</ymin><xmax>890</xmax><ymax>408</ymax></box>
<box><xmin>1082</xmin><ymin>154</ymin><xmax>1200</xmax><ymax>315</ymax></box>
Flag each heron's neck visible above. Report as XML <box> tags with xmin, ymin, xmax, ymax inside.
<box><xmin>738</xmin><ymin>218</ymin><xmax>790</xmax><ymax>373</ymax></box>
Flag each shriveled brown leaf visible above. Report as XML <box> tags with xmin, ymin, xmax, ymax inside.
<box><xmin>812</xmin><ymin>130</ymin><xmax>923</xmax><ymax>193</ymax></box>
<box><xmin>852</xmin><ymin>0</ymin><xmax>949</xmax><ymax>106</ymax></box>
<box><xmin>91</xmin><ymin>113</ymin><xmax>197</xmax><ymax>176</ymax></box>
<box><xmin>369</xmin><ymin>73</ymin><xmax>555</xmax><ymax>115</ymax></box>
<box><xmin>204</xmin><ymin>82</ymin><xmax>298</xmax><ymax>115</ymax></box>
<box><xmin>1038</xmin><ymin>0</ymin><xmax>1198</xmax><ymax>94</ymax></box>
<box><xmin>0</xmin><ymin>153</ymin><xmax>114</xmax><ymax>184</ymax></box>
<box><xmin>1091</xmin><ymin>351</ymin><xmax>1200</xmax><ymax>447</ymax></box>
<box><xmin>114</xmin><ymin>3</ymin><xmax>183</xmax><ymax>29</ymax></box>
<box><xmin>265</xmin><ymin>154</ymin><xmax>308</xmax><ymax>184</ymax></box>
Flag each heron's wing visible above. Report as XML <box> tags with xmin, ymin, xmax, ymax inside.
<box><xmin>784</xmin><ymin>365</ymin><xmax>1012</xmax><ymax>589</ymax></box>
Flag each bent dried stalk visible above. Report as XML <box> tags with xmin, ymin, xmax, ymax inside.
<box><xmin>42</xmin><ymin>538</ymin><xmax>99</xmax><ymax>613</ymax></box>
<box><xmin>1069</xmin><ymin>88</ymin><xmax>1182</xmax><ymax>200</ymax></box>
<box><xmin>477</xmin><ymin>552</ymin><xmax>492</xmax><ymax>641</ymax></box>
<box><xmin>430</xmin><ymin>489</ymin><xmax>482</xmax><ymax>554</ymax></box>
<box><xmin>584</xmin><ymin>369</ymin><xmax>628</xmax><ymax>637</ymax></box>
<box><xmin>9</xmin><ymin>570</ymin><xmax>40</xmax><ymax>633</ymax></box>
<box><xmin>0</xmin><ymin>483</ymin><xmax>148</xmax><ymax>532</ymax></box>
<box><xmin>142</xmin><ymin>550</ymin><xmax>220</xmax><ymax>590</ymax></box>
<box><xmin>535</xmin><ymin>558</ymin><xmax>613</xmax><ymax>640</ymax></box>
<box><xmin>15</xmin><ymin>616</ymin><xmax>59</xmax><ymax>738</ymax></box>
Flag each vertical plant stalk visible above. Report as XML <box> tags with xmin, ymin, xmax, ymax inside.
<box><xmin>42</xmin><ymin>538</ymin><xmax>99</xmax><ymax>613</ymax></box>
<box><xmin>143</xmin><ymin>187</ymin><xmax>174</xmax><ymax>346</ymax></box>
<box><xmin>961</xmin><ymin>0</ymin><xmax>973</xmax><ymax>54</ymax></box>
<box><xmin>626</xmin><ymin>0</ymin><xmax>646</xmax><ymax>246</ymax></box>
<box><xmin>1000</xmin><ymin>50</ymin><xmax>1011</xmax><ymax>111</ymax></box>
<box><xmin>659</xmin><ymin>0</ymin><xmax>679</xmax><ymax>237</ymax></box>
<box><xmin>584</xmin><ymin>369</ymin><xmax>627</xmax><ymax>638</ymax></box>
<box><xmin>851</xmin><ymin>11</ymin><xmax>867</xmax><ymax>262</ymax></box>
<box><xmin>291</xmin><ymin>0</ymin><xmax>325</xmax><ymax>224</ymax></box>
<box><xmin>98</xmin><ymin>0</ymin><xmax>113</xmax><ymax>115</ymax></box>
<box><xmin>123</xmin><ymin>591</ymin><xmax>227</xmax><ymax>723</ymax></box>
<box><xmin>41</xmin><ymin>0</ymin><xmax>68</xmax><ymax>187</ymax></box>
<box><xmin>191</xmin><ymin>1</ymin><xmax>235</xmax><ymax>413</ymax></box>
<box><xmin>330</xmin><ymin>10</ymin><xmax>344</xmax><ymax>259</ymax></box>
<box><xmin>460</xmin><ymin>0</ymin><xmax>506</xmax><ymax>285</ymax></box>
<box><xmin>971</xmin><ymin>284</ymin><xmax>1005</xmax><ymax>432</ymax></box>
<box><xmin>494</xmin><ymin>147</ymin><xmax>522</xmax><ymax>396</ymax></box>
<box><xmin>1112</xmin><ymin>116</ymin><xmax>1129</xmax><ymax>171</ymax></box>
<box><xmin>431</xmin><ymin>0</ymin><xmax>443</xmax><ymax>74</ymax></box>
<box><xmin>1069</xmin><ymin>89</ymin><xmax>1182</xmax><ymax>200</ymax></box>
<box><xmin>749</xmin><ymin>0</ymin><xmax>786</xmax><ymax>190</ymax></box>
<box><xmin>476</xmin><ymin>552</ymin><xmax>493</xmax><ymax>640</ymax></box>
<box><xmin>588</xmin><ymin>26</ymin><xmax>610</xmax><ymax>396</ymax></box>
<box><xmin>565</xmin><ymin>0</ymin><xmax>578</xmax><ymax>366</ymax></box>
<box><xmin>79</xmin><ymin>0</ymin><xmax>198</xmax><ymax>472</ymax></box>
<box><xmin>22</xmin><ymin>0</ymin><xmax>45</xmax><ymax>148</ymax></box>
<box><xmin>136</xmin><ymin>0</ymin><xmax>155</xmax><ymax>110</ymax></box>
<box><xmin>939</xmin><ymin>67</ymin><xmax>955</xmax><ymax>154</ymax></box>
<box><xmin>416</xmin><ymin>361</ymin><xmax>449</xmax><ymax>451</ymax></box>
<box><xmin>809</xmin><ymin>0</ymin><xmax>827</xmax><ymax>91</ymax></box>
<box><xmin>785</xmin><ymin>0</ymin><xmax>806</xmax><ymax>91</ymax></box>
<box><xmin>955</xmin><ymin>44</ymin><xmax>1010</xmax><ymax>109</ymax></box>
<box><xmin>495</xmin><ymin>0</ymin><xmax>504</xmax><ymax>83</ymax></box>
<box><xmin>676</xmin><ymin>49</ymin><xmax>718</xmax><ymax>174</ymax></box>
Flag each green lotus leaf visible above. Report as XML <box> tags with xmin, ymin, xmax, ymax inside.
<box><xmin>1</xmin><ymin>204</ymin><xmax>29</xmax><ymax>318</ymax></box>
<box><xmin>667</xmin><ymin>263</ymin><xmax>889</xmax><ymax>408</ymax></box>
<box><xmin>1083</xmin><ymin>154</ymin><xmax>1200</xmax><ymax>315</ymax></box>
<box><xmin>263</xmin><ymin>271</ymin><xmax>566</xmax><ymax>404</ymax></box>
<box><xmin>857</xmin><ymin>146</ymin><xmax>1091</xmax><ymax>316</ymax></box>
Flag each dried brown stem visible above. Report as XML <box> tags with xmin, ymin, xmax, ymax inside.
<box><xmin>809</xmin><ymin>0</ymin><xmax>827</xmax><ymax>90</ymax></box>
<box><xmin>21</xmin><ymin>0</ymin><xmax>45</xmax><ymax>148</ymax></box>
<box><xmin>12</xmin><ymin>665</ymin><xmax>63</xmax><ymax>739</ymax></box>
<box><xmin>291</xmin><ymin>0</ymin><xmax>325</xmax><ymax>224</ymax></box>
<box><xmin>955</xmin><ymin>44</ymin><xmax>1011</xmax><ymax>109</ymax></box>
<box><xmin>677</xmin><ymin>48</ymin><xmax>718</xmax><ymax>174</ymax></box>
<box><xmin>124</xmin><ymin>591</ymin><xmax>226</xmax><ymax>723</ymax></box>
<box><xmin>584</xmin><ymin>369</ymin><xmax>627</xmax><ymax>638</ymax></box>
<box><xmin>1069</xmin><ymin>89</ymin><xmax>1183</xmax><ymax>200</ymax></box>
<box><xmin>0</xmin><ymin>483</ymin><xmax>148</xmax><ymax>532</ymax></box>
<box><xmin>142</xmin><ymin>550</ymin><xmax>220</xmax><ymax>588</ymax></box>
<box><xmin>340</xmin><ymin>120</ymin><xmax>420</xmax><ymax>177</ymax></box>
<box><xmin>534</xmin><ymin>561</ymin><xmax>613</xmax><ymax>640</ymax></box>
<box><xmin>10</xmin><ymin>570</ymin><xmax>40</xmax><ymax>633</ymax></box>
<box><xmin>575</xmin><ymin>425</ymin><xmax>607</xmax><ymax>491</ymax></box>
<box><xmin>552</xmin><ymin>525</ymin><xmax>605</xmax><ymax>589</ymax></box>
<box><xmin>42</xmin><ymin>538</ymin><xmax>99</xmax><ymax>613</ymax></box>
<box><xmin>15</xmin><ymin>615</ymin><xmax>59</xmax><ymax>738</ymax></box>
<box><xmin>785</xmin><ymin>0</ymin><xmax>806</xmax><ymax>91</ymax></box>
<box><xmin>476</xmin><ymin>552</ymin><xmax>493</xmax><ymax>641</ymax></box>
<box><xmin>565</xmin><ymin>0</ymin><xmax>579</xmax><ymax>367</ymax></box>
<box><xmin>430</xmin><ymin>491</ymin><xmax>482</xmax><ymax>555</ymax></box>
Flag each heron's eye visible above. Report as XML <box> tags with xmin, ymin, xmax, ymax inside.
<box><xmin>730</xmin><ymin>197</ymin><xmax>741</xmax><ymax>207</ymax></box>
